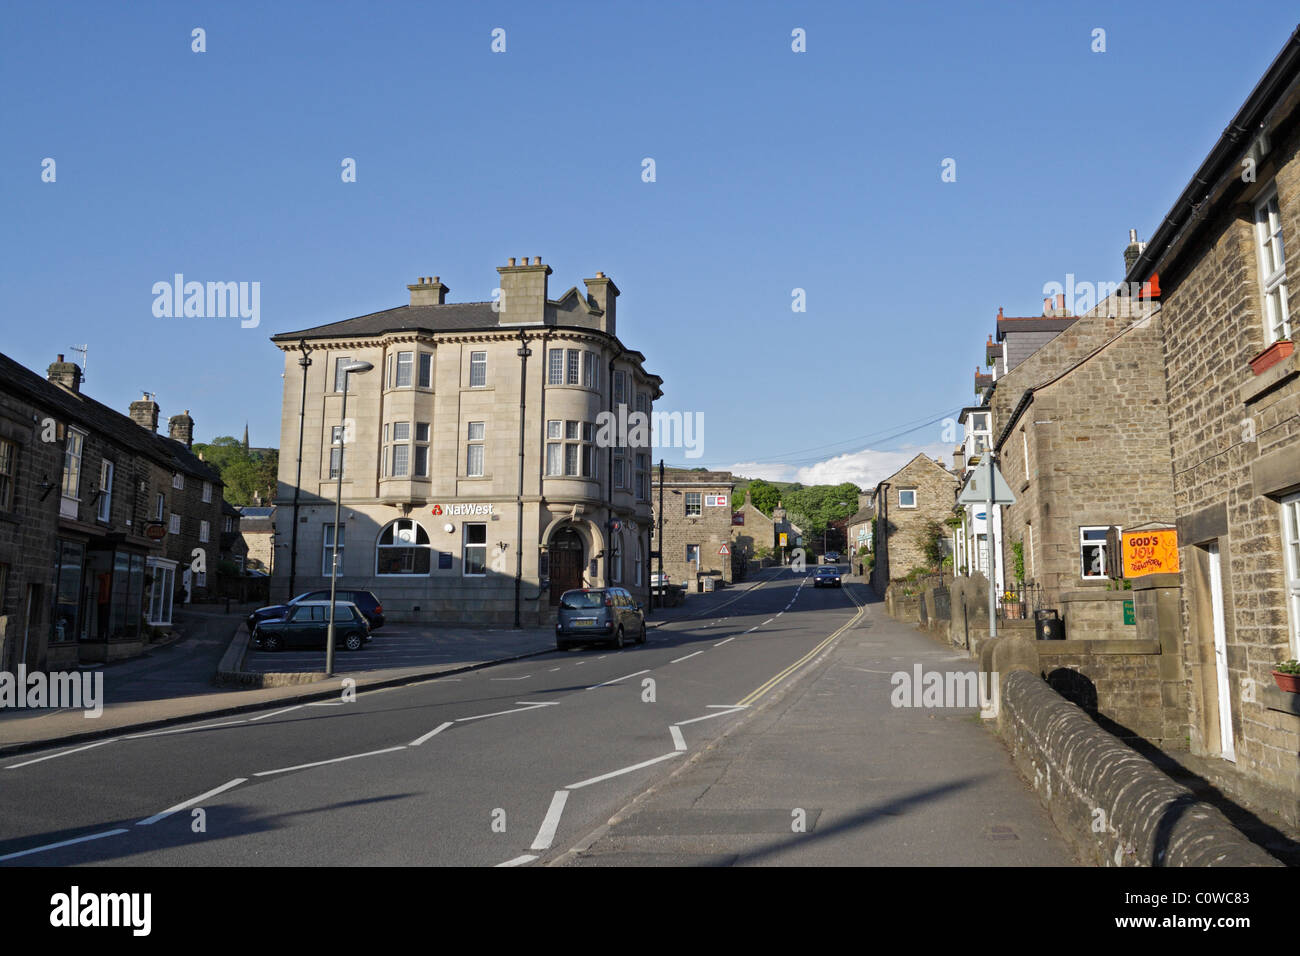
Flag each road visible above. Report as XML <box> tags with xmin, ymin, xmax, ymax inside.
<box><xmin>0</xmin><ymin>568</ymin><xmax>1069</xmax><ymax>866</ymax></box>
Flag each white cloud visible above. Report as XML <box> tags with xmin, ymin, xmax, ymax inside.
<box><xmin>729</xmin><ymin>442</ymin><xmax>953</xmax><ymax>490</ymax></box>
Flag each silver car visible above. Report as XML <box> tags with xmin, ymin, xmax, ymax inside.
<box><xmin>555</xmin><ymin>588</ymin><xmax>647</xmax><ymax>650</ymax></box>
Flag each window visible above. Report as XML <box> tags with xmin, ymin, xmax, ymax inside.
<box><xmin>172</xmin><ymin>472</ymin><xmax>183</xmax><ymax>490</ymax></box>
<box><xmin>635</xmin><ymin>391</ymin><xmax>647</xmax><ymax>416</ymax></box>
<box><xmin>463</xmin><ymin>523</ymin><xmax>487</xmax><ymax>576</ymax></box>
<box><xmin>202</xmin><ymin>480</ymin><xmax>212</xmax><ymax>503</ymax></box>
<box><xmin>224</xmin><ymin>516</ymin><xmax>234</xmax><ymax>534</ymax></box>
<box><xmin>62</xmin><ymin>428</ymin><xmax>85</xmax><ymax>500</ymax></box>
<box><xmin>546</xmin><ymin>420</ymin><xmax>591</xmax><ymax>477</ymax></box>
<box><xmin>467</xmin><ymin>422</ymin><xmax>485</xmax><ymax>477</ymax></box>
<box><xmin>685</xmin><ymin>492</ymin><xmax>701</xmax><ymax>516</ymax></box>
<box><xmin>1281</xmin><ymin>493</ymin><xmax>1300</xmax><ymax>655</ymax></box>
<box><xmin>1080</xmin><ymin>526</ymin><xmax>1110</xmax><ymax>579</ymax></box>
<box><xmin>898</xmin><ymin>489</ymin><xmax>917</xmax><ymax>509</ymax></box>
<box><xmin>418</xmin><ymin>352</ymin><xmax>432</xmax><ymax>388</ymax></box>
<box><xmin>199</xmin><ymin>520</ymin><xmax>210</xmax><ymax>543</ymax></box>
<box><xmin>147</xmin><ymin>558</ymin><xmax>176</xmax><ymax>625</ymax></box>
<box><xmin>395</xmin><ymin>351</ymin><xmax>414</xmax><ymax>387</ymax></box>
<box><xmin>155</xmin><ymin>493</ymin><xmax>164</xmax><ymax>521</ymax></box>
<box><xmin>377</xmin><ymin>519</ymin><xmax>432</xmax><ymax>575</ymax></box>
<box><xmin>611</xmin><ymin>532</ymin><xmax>623</xmax><ymax>583</ymax></box>
<box><xmin>169</xmin><ymin>513</ymin><xmax>181</xmax><ymax>535</ymax></box>
<box><xmin>613</xmin><ymin>456</ymin><xmax>625</xmax><ymax>489</ymax></box>
<box><xmin>323</xmin><ymin>523</ymin><xmax>344</xmax><ymax>578</ymax></box>
<box><xmin>686</xmin><ymin>544</ymin><xmax>699</xmax><ymax>567</ymax></box>
<box><xmin>389</xmin><ymin>422</ymin><xmax>410</xmax><ymax>477</ymax></box>
<box><xmin>96</xmin><ymin>460</ymin><xmax>113</xmax><ymax>522</ymax></box>
<box><xmin>469</xmin><ymin>351</ymin><xmax>487</xmax><ymax>387</ymax></box>
<box><xmin>415</xmin><ymin>423</ymin><xmax>430</xmax><ymax>477</ymax></box>
<box><xmin>634</xmin><ymin>538</ymin><xmax>644</xmax><ymax>587</ymax></box>
<box><xmin>0</xmin><ymin>439</ymin><xmax>15</xmax><ymax>511</ymax></box>
<box><xmin>196</xmin><ymin>570</ymin><xmax>207</xmax><ymax>588</ymax></box>
<box><xmin>548</xmin><ymin>348</ymin><xmax>564</xmax><ymax>385</ymax></box>
<box><xmin>564</xmin><ymin>349</ymin><xmax>579</xmax><ymax>386</ymax></box>
<box><xmin>613</xmin><ymin>370</ymin><xmax>626</xmax><ymax>406</ymax></box>
<box><xmin>1255</xmin><ymin>190</ymin><xmax>1292</xmax><ymax>344</ymax></box>
<box><xmin>334</xmin><ymin>356</ymin><xmax>353</xmax><ymax>392</ymax></box>
<box><xmin>583</xmin><ymin>423</ymin><xmax>595</xmax><ymax>478</ymax></box>
<box><xmin>330</xmin><ymin>425</ymin><xmax>344</xmax><ymax>479</ymax></box>
<box><xmin>636</xmin><ymin>453</ymin><xmax>648</xmax><ymax>500</ymax></box>
<box><xmin>583</xmin><ymin>351</ymin><xmax>597</xmax><ymax>389</ymax></box>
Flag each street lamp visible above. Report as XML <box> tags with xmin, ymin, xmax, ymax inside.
<box><xmin>288</xmin><ymin>340</ymin><xmax>313</xmax><ymax>599</ymax></box>
<box><xmin>325</xmin><ymin>359</ymin><xmax>373</xmax><ymax>677</ymax></box>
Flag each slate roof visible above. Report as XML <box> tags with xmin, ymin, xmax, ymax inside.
<box><xmin>270</xmin><ymin>303</ymin><xmax>500</xmax><ymax>342</ymax></box>
<box><xmin>0</xmin><ymin>351</ymin><xmax>222</xmax><ymax>484</ymax></box>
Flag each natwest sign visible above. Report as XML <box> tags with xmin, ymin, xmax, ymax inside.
<box><xmin>431</xmin><ymin>503</ymin><xmax>496</xmax><ymax>517</ymax></box>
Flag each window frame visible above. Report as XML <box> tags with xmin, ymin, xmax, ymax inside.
<box><xmin>1281</xmin><ymin>492</ymin><xmax>1300</xmax><ymax>656</ymax></box>
<box><xmin>63</xmin><ymin>427</ymin><xmax>86</xmax><ymax>500</ymax></box>
<box><xmin>685</xmin><ymin>492</ymin><xmax>702</xmax><ymax>517</ymax></box>
<box><xmin>898</xmin><ymin>489</ymin><xmax>917</xmax><ymax>509</ymax></box>
<box><xmin>1254</xmin><ymin>188</ymin><xmax>1293</xmax><ymax>345</ymax></box>
<box><xmin>96</xmin><ymin>458</ymin><xmax>113</xmax><ymax>522</ymax></box>
<box><xmin>376</xmin><ymin>518</ymin><xmax>433</xmax><ymax>577</ymax></box>
<box><xmin>323</xmin><ymin>523</ymin><xmax>344</xmax><ymax>579</ymax></box>
<box><xmin>466</xmin><ymin>421</ymin><xmax>486</xmax><ymax>477</ymax></box>
<box><xmin>462</xmin><ymin>522</ymin><xmax>487</xmax><ymax>577</ymax></box>
<box><xmin>1079</xmin><ymin>526</ymin><xmax>1110</xmax><ymax>581</ymax></box>
<box><xmin>469</xmin><ymin>350</ymin><xmax>487</xmax><ymax>388</ymax></box>
<box><xmin>0</xmin><ymin>439</ymin><xmax>16</xmax><ymax>512</ymax></box>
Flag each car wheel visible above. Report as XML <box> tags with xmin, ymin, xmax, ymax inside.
<box><xmin>612</xmin><ymin>626</ymin><xmax>625</xmax><ymax>649</ymax></box>
<box><xmin>637</xmin><ymin>623</ymin><xmax>647</xmax><ymax>644</ymax></box>
<box><xmin>344</xmin><ymin>632</ymin><xmax>364</xmax><ymax>652</ymax></box>
<box><xmin>258</xmin><ymin>630</ymin><xmax>280</xmax><ymax>652</ymax></box>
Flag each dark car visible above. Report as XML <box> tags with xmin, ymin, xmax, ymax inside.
<box><xmin>556</xmin><ymin>588</ymin><xmax>647</xmax><ymax>650</ymax></box>
<box><xmin>813</xmin><ymin>566</ymin><xmax>842</xmax><ymax>588</ymax></box>
<box><xmin>247</xmin><ymin>589</ymin><xmax>384</xmax><ymax>636</ymax></box>
<box><xmin>250</xmin><ymin>601</ymin><xmax>370</xmax><ymax>652</ymax></box>
<box><xmin>823</xmin><ymin>552</ymin><xmax>841</xmax><ymax>565</ymax></box>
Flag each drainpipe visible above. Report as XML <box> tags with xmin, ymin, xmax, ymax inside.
<box><xmin>606</xmin><ymin>346</ymin><xmax>625</xmax><ymax>585</ymax></box>
<box><xmin>514</xmin><ymin>330</ymin><xmax>532</xmax><ymax>628</ymax></box>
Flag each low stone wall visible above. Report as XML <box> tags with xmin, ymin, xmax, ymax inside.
<box><xmin>996</xmin><ymin>668</ymin><xmax>1279</xmax><ymax>867</ymax></box>
<box><xmin>1060</xmin><ymin>589</ymin><xmax>1137</xmax><ymax>640</ymax></box>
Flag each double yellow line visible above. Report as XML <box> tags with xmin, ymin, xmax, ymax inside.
<box><xmin>735</xmin><ymin>586</ymin><xmax>866</xmax><ymax>707</ymax></box>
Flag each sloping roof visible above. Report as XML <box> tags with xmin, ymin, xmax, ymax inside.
<box><xmin>875</xmin><ymin>453</ymin><xmax>958</xmax><ymax>489</ymax></box>
<box><xmin>0</xmin><ymin>351</ymin><xmax>222</xmax><ymax>483</ymax></box>
<box><xmin>996</xmin><ymin>316</ymin><xmax>1078</xmax><ymax>339</ymax></box>
<box><xmin>271</xmin><ymin>302</ymin><xmax>500</xmax><ymax>342</ymax></box>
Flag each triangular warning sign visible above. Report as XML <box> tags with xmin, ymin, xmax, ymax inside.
<box><xmin>957</xmin><ymin>462</ymin><xmax>1016</xmax><ymax>506</ymax></box>
<box><xmin>718</xmin><ymin>544</ymin><xmax>731</xmax><ymax>556</ymax></box>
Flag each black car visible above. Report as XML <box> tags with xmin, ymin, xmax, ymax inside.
<box><xmin>251</xmin><ymin>601</ymin><xmax>370</xmax><ymax>652</ymax></box>
<box><xmin>247</xmin><ymin>589</ymin><xmax>384</xmax><ymax>636</ymax></box>
<box><xmin>555</xmin><ymin>588</ymin><xmax>647</xmax><ymax>650</ymax></box>
<box><xmin>813</xmin><ymin>566</ymin><xmax>842</xmax><ymax>588</ymax></box>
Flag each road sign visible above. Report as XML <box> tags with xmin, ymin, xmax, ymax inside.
<box><xmin>718</xmin><ymin>544</ymin><xmax>730</xmax><ymax>556</ymax></box>
<box><xmin>779</xmin><ymin>533</ymin><xmax>788</xmax><ymax>547</ymax></box>
<box><xmin>1123</xmin><ymin>599</ymin><xmax>1136</xmax><ymax>625</ymax></box>
<box><xmin>958</xmin><ymin>463</ymin><xmax>1016</xmax><ymax>505</ymax></box>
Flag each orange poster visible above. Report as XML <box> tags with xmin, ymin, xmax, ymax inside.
<box><xmin>1121</xmin><ymin>529</ymin><xmax>1180</xmax><ymax>577</ymax></box>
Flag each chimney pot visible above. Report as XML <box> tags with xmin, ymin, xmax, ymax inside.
<box><xmin>1056</xmin><ymin>293</ymin><xmax>1065</xmax><ymax>312</ymax></box>
<box><xmin>532</xmin><ymin>256</ymin><xmax>541</xmax><ymax>266</ymax></box>
<box><xmin>57</xmin><ymin>353</ymin><xmax>64</xmax><ymax>362</ymax></box>
<box><xmin>508</xmin><ymin>258</ymin><xmax>516</xmax><ymax>266</ymax></box>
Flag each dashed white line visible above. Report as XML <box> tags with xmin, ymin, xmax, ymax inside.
<box><xmin>253</xmin><ymin>746</ymin><xmax>407</xmax><ymax>777</ymax></box>
<box><xmin>136</xmin><ymin>778</ymin><xmax>246</xmax><ymax>826</ymax></box>
<box><xmin>745</xmin><ymin>627</ymin><xmax>758</xmax><ymax>634</ymax></box>
<box><xmin>566</xmin><ymin>752</ymin><xmax>682</xmax><ymax>790</ymax></box>
<box><xmin>4</xmin><ymin>739</ymin><xmax>115</xmax><ymax>769</ymax></box>
<box><xmin>490</xmin><ymin>675</ymin><xmax>532</xmax><ymax>681</ymax></box>
<box><xmin>670</xmin><ymin>726</ymin><xmax>687</xmax><ymax>751</ymax></box>
<box><xmin>409</xmin><ymin>721</ymin><xmax>453</xmax><ymax>746</ymax></box>
<box><xmin>676</xmin><ymin>706</ymin><xmax>747</xmax><ymax>726</ymax></box>
<box><xmin>530</xmin><ymin>790</ymin><xmax>569</xmax><ymax>850</ymax></box>
<box><xmin>306</xmin><ymin>700</ymin><xmax>345</xmax><ymax>707</ymax></box>
<box><xmin>124</xmin><ymin>719</ymin><xmax>248</xmax><ymax>739</ymax></box>
<box><xmin>714</xmin><ymin>637</ymin><xmax>735</xmax><ymax>646</ymax></box>
<box><xmin>0</xmin><ymin>828</ymin><xmax>129</xmax><ymax>862</ymax></box>
<box><xmin>585</xmin><ymin>669</ymin><xmax>650</xmax><ymax>690</ymax></box>
<box><xmin>248</xmin><ymin>705</ymin><xmax>304</xmax><ymax>721</ymax></box>
<box><xmin>670</xmin><ymin>651</ymin><xmax>703</xmax><ymax>663</ymax></box>
<box><xmin>497</xmin><ymin>854</ymin><xmax>537</xmax><ymax>867</ymax></box>
<box><xmin>455</xmin><ymin>701</ymin><xmax>558</xmax><ymax>722</ymax></box>
<box><xmin>762</xmin><ymin>618</ymin><xmax>774</xmax><ymax>626</ymax></box>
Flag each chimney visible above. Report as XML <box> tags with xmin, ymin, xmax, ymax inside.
<box><xmin>47</xmin><ymin>354</ymin><xmax>82</xmax><ymax>393</ymax></box>
<box><xmin>953</xmin><ymin>446</ymin><xmax>966</xmax><ymax>472</ymax></box>
<box><xmin>130</xmin><ymin>392</ymin><xmax>160</xmax><ymax>431</ymax></box>
<box><xmin>408</xmin><ymin>275</ymin><xmax>449</xmax><ymax>306</ymax></box>
<box><xmin>168</xmin><ymin>410</ymin><xmax>194</xmax><ymax>449</ymax></box>
<box><xmin>1043</xmin><ymin>297</ymin><xmax>1053</xmax><ymax>315</ymax></box>
<box><xmin>496</xmin><ymin>256</ymin><xmax>552</xmax><ymax>326</ymax></box>
<box><xmin>1055</xmin><ymin>293</ymin><xmax>1066</xmax><ymax>314</ymax></box>
<box><xmin>583</xmin><ymin>271</ymin><xmax>620</xmax><ymax>336</ymax></box>
<box><xmin>1123</xmin><ymin>228</ymin><xmax>1146</xmax><ymax>274</ymax></box>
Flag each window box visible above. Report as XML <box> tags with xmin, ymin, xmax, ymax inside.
<box><xmin>1271</xmin><ymin>668</ymin><xmax>1300</xmax><ymax>694</ymax></box>
<box><xmin>1249</xmin><ymin>338</ymin><xmax>1295</xmax><ymax>375</ymax></box>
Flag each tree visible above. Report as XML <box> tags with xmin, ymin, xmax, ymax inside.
<box><xmin>193</xmin><ymin>436</ymin><xmax>278</xmax><ymax>506</ymax></box>
<box><xmin>748</xmin><ymin>479</ymin><xmax>781</xmax><ymax>516</ymax></box>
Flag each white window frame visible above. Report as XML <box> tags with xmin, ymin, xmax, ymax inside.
<box><xmin>96</xmin><ymin>459</ymin><xmax>113</xmax><ymax>522</ymax></box>
<box><xmin>1254</xmin><ymin>188</ymin><xmax>1293</xmax><ymax>344</ymax></box>
<box><xmin>199</xmin><ymin>520</ymin><xmax>210</xmax><ymax>544</ymax></box>
<box><xmin>1282</xmin><ymin>492</ymin><xmax>1300</xmax><ymax>657</ymax></box>
<box><xmin>62</xmin><ymin>427</ymin><xmax>85</xmax><ymax>501</ymax></box>
<box><xmin>155</xmin><ymin>493</ymin><xmax>165</xmax><ymax>521</ymax></box>
<box><xmin>395</xmin><ymin>350</ymin><xmax>414</xmax><ymax>388</ymax></box>
<box><xmin>548</xmin><ymin>348</ymin><xmax>564</xmax><ymax>385</ymax></box>
<box><xmin>417</xmin><ymin>352</ymin><xmax>432</xmax><ymax>388</ymax></box>
<box><xmin>330</xmin><ymin>425</ymin><xmax>345</xmax><ymax>479</ymax></box>
<box><xmin>469</xmin><ymin>350</ymin><xmax>487</xmax><ymax>387</ymax></box>
<box><xmin>169</xmin><ymin>512</ymin><xmax>181</xmax><ymax>535</ymax></box>
<box><xmin>172</xmin><ymin>472</ymin><xmax>184</xmax><ymax>490</ymax></box>
<box><xmin>898</xmin><ymin>489</ymin><xmax>917</xmax><ymax>509</ymax></box>
<box><xmin>376</xmin><ymin>518</ymin><xmax>433</xmax><ymax>577</ymax></box>
<box><xmin>685</xmin><ymin>492</ymin><xmax>702</xmax><ymax>516</ymax></box>
<box><xmin>463</xmin><ymin>522</ymin><xmax>487</xmax><ymax>577</ymax></box>
<box><xmin>323</xmin><ymin>523</ymin><xmax>344</xmax><ymax>578</ymax></box>
<box><xmin>334</xmin><ymin>355</ymin><xmax>353</xmax><ymax>392</ymax></box>
<box><xmin>1080</xmin><ymin>526</ymin><xmax>1110</xmax><ymax>580</ymax></box>
<box><xmin>0</xmin><ymin>439</ymin><xmax>16</xmax><ymax>512</ymax></box>
<box><xmin>466</xmin><ymin>422</ymin><xmax>485</xmax><ymax>477</ymax></box>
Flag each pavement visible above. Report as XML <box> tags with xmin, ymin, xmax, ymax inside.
<box><xmin>0</xmin><ymin>565</ymin><xmax>1075</xmax><ymax>866</ymax></box>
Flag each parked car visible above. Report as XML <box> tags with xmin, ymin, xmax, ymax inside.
<box><xmin>251</xmin><ymin>601</ymin><xmax>370</xmax><ymax>652</ymax></box>
<box><xmin>650</xmin><ymin>572</ymin><xmax>672</xmax><ymax>588</ymax></box>
<box><xmin>556</xmin><ymin>588</ymin><xmax>647</xmax><ymax>650</ymax></box>
<box><xmin>813</xmin><ymin>566</ymin><xmax>842</xmax><ymax>588</ymax></box>
<box><xmin>247</xmin><ymin>589</ymin><xmax>384</xmax><ymax>635</ymax></box>
<box><xmin>823</xmin><ymin>552</ymin><xmax>841</xmax><ymax>565</ymax></box>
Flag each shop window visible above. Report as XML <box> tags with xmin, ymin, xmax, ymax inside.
<box><xmin>463</xmin><ymin>523</ymin><xmax>487</xmax><ymax>576</ymax></box>
<box><xmin>377</xmin><ymin>519</ymin><xmax>432</xmax><ymax>575</ymax></box>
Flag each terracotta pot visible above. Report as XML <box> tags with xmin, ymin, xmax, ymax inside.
<box><xmin>1272</xmin><ymin>670</ymin><xmax>1300</xmax><ymax>694</ymax></box>
<box><xmin>1250</xmin><ymin>339</ymin><xmax>1295</xmax><ymax>375</ymax></box>
<box><xmin>1004</xmin><ymin>603</ymin><xmax>1025</xmax><ymax>620</ymax></box>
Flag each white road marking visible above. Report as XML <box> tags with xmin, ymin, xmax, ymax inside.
<box><xmin>4</xmin><ymin>739</ymin><xmax>114</xmax><ymax>770</ymax></box>
<box><xmin>676</xmin><ymin>706</ymin><xmax>747</xmax><ymax>725</ymax></box>
<box><xmin>0</xmin><ymin>828</ymin><xmax>129</xmax><ymax>862</ymax></box>
<box><xmin>490</xmin><ymin>675</ymin><xmax>531</xmax><ymax>681</ymax></box>
<box><xmin>306</xmin><ymin>700</ymin><xmax>344</xmax><ymax>707</ymax></box>
<box><xmin>497</xmin><ymin>854</ymin><xmax>537</xmax><ymax>867</ymax></box>
<box><xmin>670</xmin><ymin>726</ymin><xmax>687</xmax><ymax>751</ymax></box>
<box><xmin>670</xmin><ymin>651</ymin><xmax>703</xmax><ymax>663</ymax></box>
<box><xmin>124</xmin><ymin>719</ymin><xmax>248</xmax><ymax>739</ymax></box>
<box><xmin>745</xmin><ymin>627</ymin><xmax>758</xmax><ymax>634</ymax></box>
<box><xmin>586</xmin><ymin>669</ymin><xmax>650</xmax><ymax>690</ymax></box>
<box><xmin>410</xmin><ymin>721</ymin><xmax>453</xmax><ymax>746</ymax></box>
<box><xmin>530</xmin><ymin>790</ymin><xmax>569</xmax><ymax>850</ymax></box>
<box><xmin>253</xmin><ymin>746</ymin><xmax>407</xmax><ymax>777</ymax></box>
<box><xmin>549</xmin><ymin>667</ymin><xmax>561</xmax><ymax>672</ymax></box>
<box><xmin>707</xmin><ymin>704</ymin><xmax>748</xmax><ymax>708</ymax></box>
<box><xmin>714</xmin><ymin>637</ymin><xmax>735</xmax><ymax>646</ymax></box>
<box><xmin>136</xmin><ymin>778</ymin><xmax>246</xmax><ymax>826</ymax></box>
<box><xmin>455</xmin><ymin>701</ymin><xmax>558</xmax><ymax>722</ymax></box>
<box><xmin>248</xmin><ymin>705</ymin><xmax>304</xmax><ymax>721</ymax></box>
<box><xmin>566</xmin><ymin>751</ymin><xmax>682</xmax><ymax>790</ymax></box>
<box><xmin>762</xmin><ymin>618</ymin><xmax>774</xmax><ymax>625</ymax></box>
<box><xmin>776</xmin><ymin>611</ymin><xmax>784</xmax><ymax>617</ymax></box>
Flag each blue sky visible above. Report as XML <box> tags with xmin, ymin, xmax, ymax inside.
<box><xmin>4</xmin><ymin>1</ymin><xmax>1297</xmax><ymax>489</ymax></box>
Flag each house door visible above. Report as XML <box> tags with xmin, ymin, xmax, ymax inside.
<box><xmin>1207</xmin><ymin>542</ymin><xmax>1236</xmax><ymax>762</ymax></box>
<box><xmin>548</xmin><ymin>528</ymin><xmax>584</xmax><ymax>605</ymax></box>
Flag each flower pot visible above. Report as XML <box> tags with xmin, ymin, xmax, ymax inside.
<box><xmin>1249</xmin><ymin>339</ymin><xmax>1295</xmax><ymax>375</ymax></box>
<box><xmin>1271</xmin><ymin>670</ymin><xmax>1300</xmax><ymax>694</ymax></box>
<box><xmin>1004</xmin><ymin>603</ymin><xmax>1025</xmax><ymax>620</ymax></box>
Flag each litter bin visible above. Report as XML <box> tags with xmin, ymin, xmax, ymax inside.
<box><xmin>702</xmin><ymin>576</ymin><xmax>715</xmax><ymax>593</ymax></box>
<box><xmin>1036</xmin><ymin>608</ymin><xmax>1065</xmax><ymax>640</ymax></box>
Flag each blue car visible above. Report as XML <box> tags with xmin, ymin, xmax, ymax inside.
<box><xmin>813</xmin><ymin>567</ymin><xmax>842</xmax><ymax>588</ymax></box>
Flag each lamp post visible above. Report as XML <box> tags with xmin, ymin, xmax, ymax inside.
<box><xmin>288</xmin><ymin>340</ymin><xmax>313</xmax><ymax>599</ymax></box>
<box><xmin>325</xmin><ymin>359</ymin><xmax>373</xmax><ymax>677</ymax></box>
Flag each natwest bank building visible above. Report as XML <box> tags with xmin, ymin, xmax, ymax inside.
<box><xmin>269</xmin><ymin>258</ymin><xmax>661</xmax><ymax>626</ymax></box>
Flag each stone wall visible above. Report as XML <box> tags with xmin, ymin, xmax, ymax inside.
<box><xmin>871</xmin><ymin>454</ymin><xmax>957</xmax><ymax>592</ymax></box>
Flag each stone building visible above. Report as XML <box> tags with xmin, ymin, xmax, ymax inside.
<box><xmin>269</xmin><ymin>259</ymin><xmax>661</xmax><ymax>625</ymax></box>
<box><xmin>729</xmin><ymin>496</ymin><xmax>803</xmax><ymax>565</ymax></box>
<box><xmin>653</xmin><ymin>470</ymin><xmax>735</xmax><ymax>586</ymax></box>
<box><xmin>869</xmin><ymin>454</ymin><xmax>957</xmax><ymax>592</ymax></box>
<box><xmin>238</xmin><ymin>505</ymin><xmax>276</xmax><ymax>573</ymax></box>
<box><xmin>1123</xmin><ymin>30</ymin><xmax>1300</xmax><ymax>823</ymax></box>
<box><xmin>0</xmin><ymin>352</ymin><xmax>224</xmax><ymax>672</ymax></box>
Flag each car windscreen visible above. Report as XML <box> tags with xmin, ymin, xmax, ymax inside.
<box><xmin>560</xmin><ymin>591</ymin><xmax>605</xmax><ymax>609</ymax></box>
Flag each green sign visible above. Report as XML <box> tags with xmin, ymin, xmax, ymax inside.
<box><xmin>1123</xmin><ymin>599</ymin><xmax>1135</xmax><ymax>625</ymax></box>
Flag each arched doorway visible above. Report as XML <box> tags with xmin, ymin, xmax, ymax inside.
<box><xmin>548</xmin><ymin>527</ymin><xmax>585</xmax><ymax>605</ymax></box>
